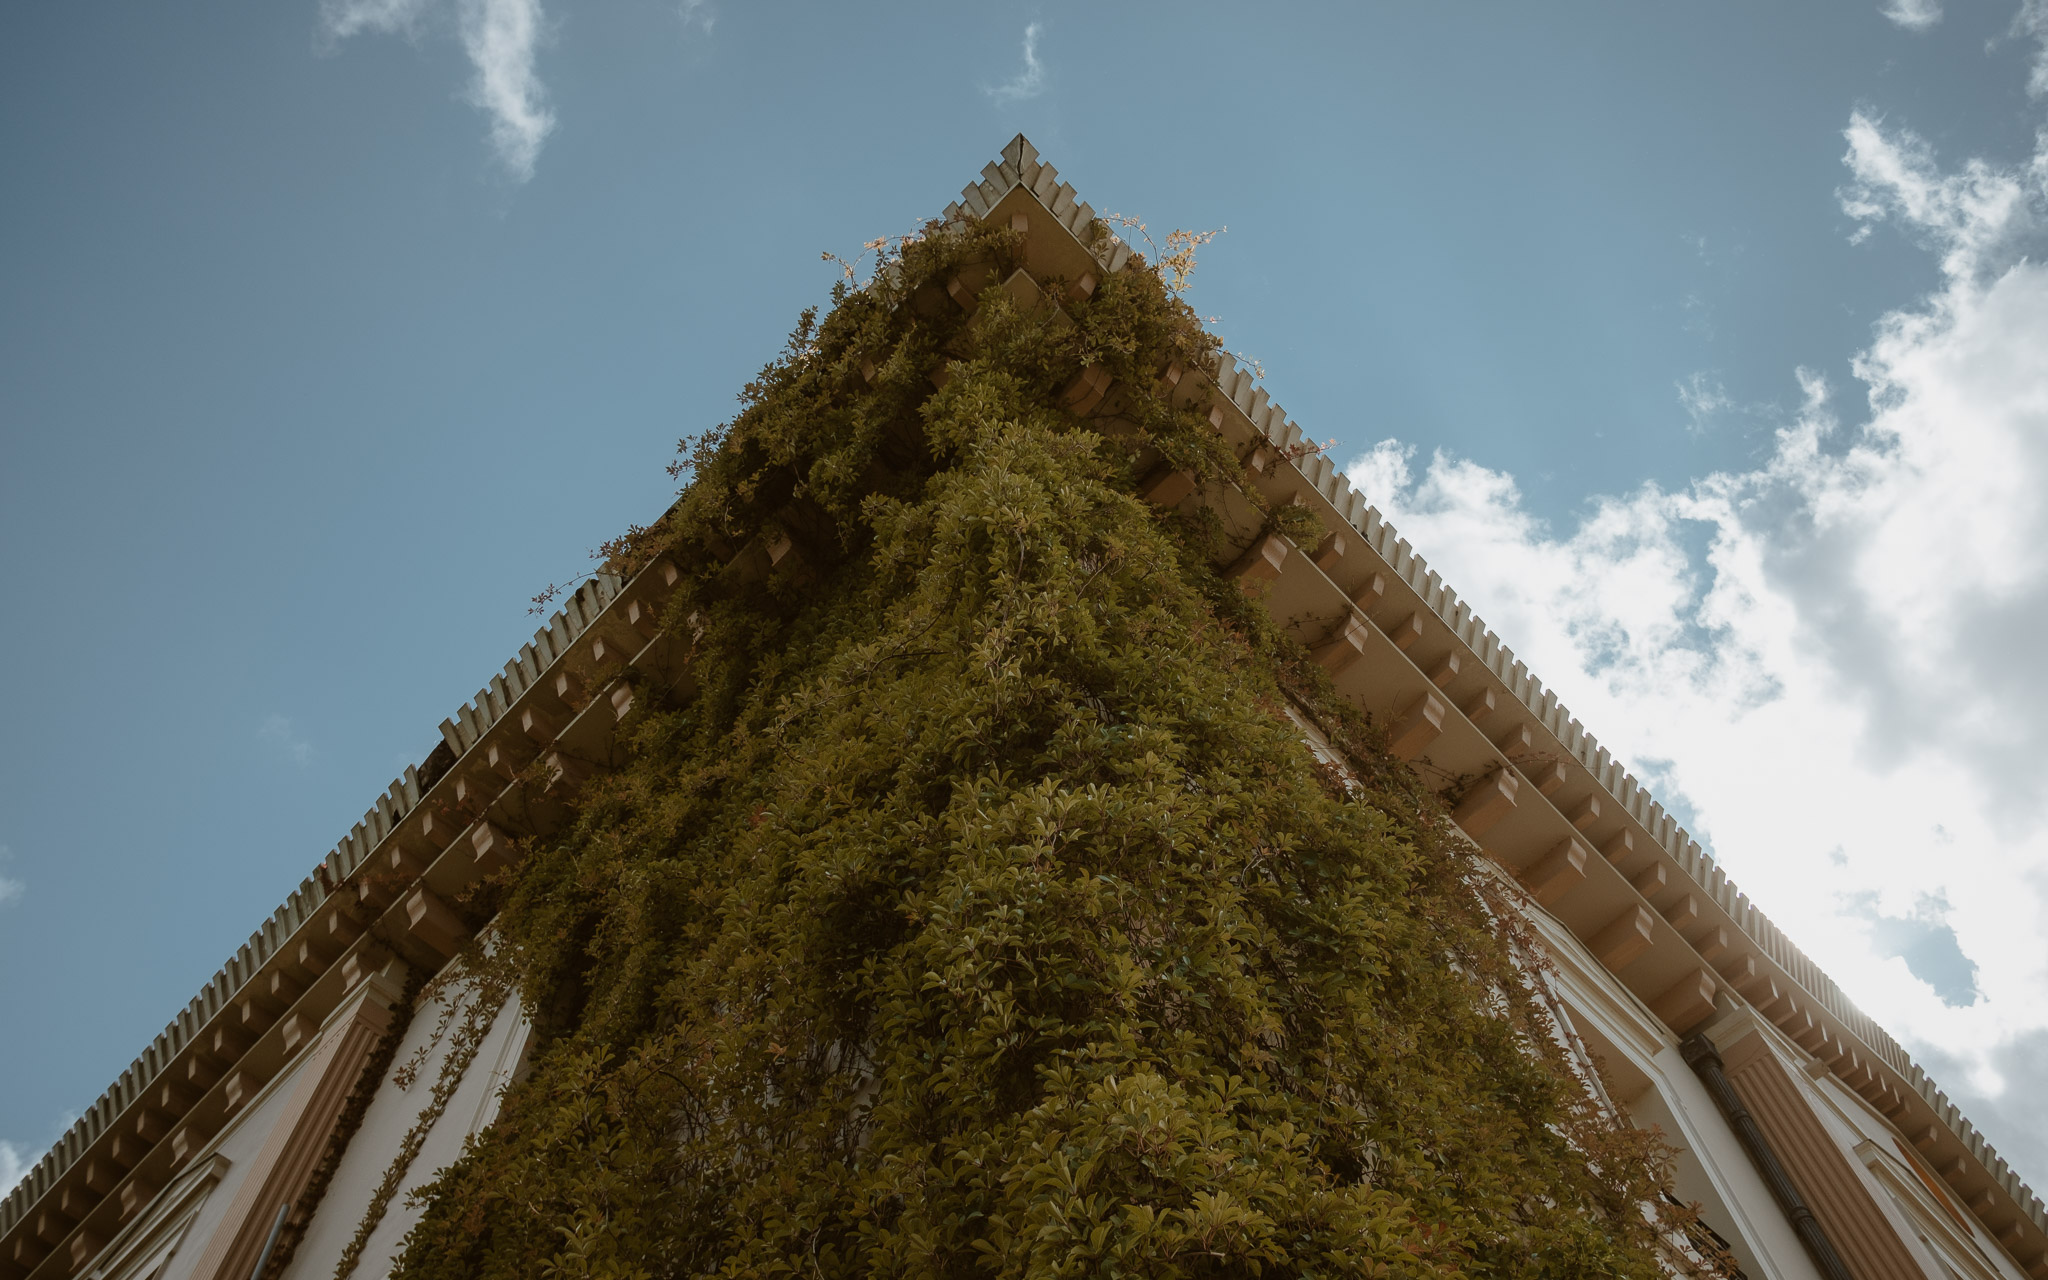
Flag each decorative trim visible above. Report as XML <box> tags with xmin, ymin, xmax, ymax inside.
<box><xmin>1508</xmin><ymin>865</ymin><xmax>1668</xmax><ymax>1064</ymax></box>
<box><xmin>0</xmin><ymin>576</ymin><xmax>622</xmax><ymax>1247</ymax></box>
<box><xmin>253</xmin><ymin>967</ymin><xmax>421</xmax><ymax>1280</ymax></box>
<box><xmin>1681</xmin><ymin>1033</ymin><xmax>1855</xmax><ymax>1280</ymax></box>
<box><xmin>181</xmin><ymin>974</ymin><xmax>402</xmax><ymax>1280</ymax></box>
<box><xmin>1715</xmin><ymin>1030</ymin><xmax>1946</xmax><ymax>1279</ymax></box>
<box><xmin>81</xmin><ymin>1154</ymin><xmax>229</xmax><ymax>1280</ymax></box>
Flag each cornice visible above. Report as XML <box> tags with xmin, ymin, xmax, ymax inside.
<box><xmin>0</xmin><ymin>571</ymin><xmax>668</xmax><ymax>1275</ymax></box>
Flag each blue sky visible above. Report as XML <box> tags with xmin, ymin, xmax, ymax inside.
<box><xmin>4</xmin><ymin>0</ymin><xmax>2047</xmax><ymax>1195</ymax></box>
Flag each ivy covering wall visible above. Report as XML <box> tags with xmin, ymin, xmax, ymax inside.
<box><xmin>390</xmin><ymin>220</ymin><xmax>1676</xmax><ymax>1279</ymax></box>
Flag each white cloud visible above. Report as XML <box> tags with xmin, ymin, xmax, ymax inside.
<box><xmin>319</xmin><ymin>0</ymin><xmax>556</xmax><ymax>181</ymax></box>
<box><xmin>1344</xmin><ymin>102</ymin><xmax>2048</xmax><ymax>1186</ymax></box>
<box><xmin>0</xmin><ymin>1141</ymin><xmax>25</xmax><ymax>1198</ymax></box>
<box><xmin>319</xmin><ymin>0</ymin><xmax>432</xmax><ymax>40</ymax></box>
<box><xmin>1676</xmin><ymin>371</ymin><xmax>1733</xmax><ymax>435</ymax></box>
<box><xmin>679</xmin><ymin>0</ymin><xmax>714</xmax><ymax>34</ymax></box>
<box><xmin>1839</xmin><ymin>112</ymin><xmax>2046</xmax><ymax>281</ymax></box>
<box><xmin>986</xmin><ymin>22</ymin><xmax>1046</xmax><ymax>105</ymax></box>
<box><xmin>1881</xmin><ymin>0</ymin><xmax>1943</xmax><ymax>31</ymax></box>
<box><xmin>0</xmin><ymin>843</ymin><xmax>21</xmax><ymax>908</ymax></box>
<box><xmin>2019</xmin><ymin>0</ymin><xmax>2048</xmax><ymax>99</ymax></box>
<box><xmin>260</xmin><ymin>714</ymin><xmax>315</xmax><ymax>766</ymax></box>
<box><xmin>456</xmin><ymin>0</ymin><xmax>553</xmax><ymax>180</ymax></box>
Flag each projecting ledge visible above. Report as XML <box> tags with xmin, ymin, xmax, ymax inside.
<box><xmin>1519</xmin><ymin>837</ymin><xmax>1589</xmax><ymax>907</ymax></box>
<box><xmin>1652</xmin><ymin>969</ymin><xmax>1719</xmax><ymax>1035</ymax></box>
<box><xmin>1387</xmin><ymin>692</ymin><xmax>1445</xmax><ymax>761</ymax></box>
<box><xmin>1227</xmin><ymin>533</ymin><xmax>1290</xmax><ymax>588</ymax></box>
<box><xmin>1451</xmin><ymin>768</ymin><xmax>1518</xmax><ymax>841</ymax></box>
<box><xmin>1592</xmin><ymin>905</ymin><xmax>1657</xmax><ymax>972</ymax></box>
<box><xmin>1312</xmin><ymin>614</ymin><xmax>1374</xmax><ymax>677</ymax></box>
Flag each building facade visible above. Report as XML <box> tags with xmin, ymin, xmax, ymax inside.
<box><xmin>3</xmin><ymin>136</ymin><xmax>2043</xmax><ymax>1280</ymax></box>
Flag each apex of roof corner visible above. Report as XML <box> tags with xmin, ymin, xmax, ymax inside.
<box><xmin>1003</xmin><ymin>133</ymin><xmax>1041</xmax><ymax>170</ymax></box>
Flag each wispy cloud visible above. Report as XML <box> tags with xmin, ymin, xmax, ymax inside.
<box><xmin>1679</xmin><ymin>291</ymin><xmax>1714</xmax><ymax>339</ymax></box>
<box><xmin>1881</xmin><ymin>0</ymin><xmax>1943</xmax><ymax>31</ymax></box>
<box><xmin>679</xmin><ymin>0</ymin><xmax>714</xmax><ymax>34</ymax></box>
<box><xmin>1839</xmin><ymin>110</ymin><xmax>2045</xmax><ymax>278</ymax></box>
<box><xmin>320</xmin><ymin>0</ymin><xmax>431</xmax><ymax>39</ymax></box>
<box><xmin>1675</xmin><ymin>369</ymin><xmax>1781</xmax><ymax>438</ymax></box>
<box><xmin>319</xmin><ymin>0</ymin><xmax>556</xmax><ymax>181</ymax></box>
<box><xmin>986</xmin><ymin>22</ymin><xmax>1046</xmax><ymax>105</ymax></box>
<box><xmin>457</xmin><ymin>0</ymin><xmax>553</xmax><ymax>179</ymax></box>
<box><xmin>259</xmin><ymin>714</ymin><xmax>315</xmax><ymax>766</ymax></box>
<box><xmin>2019</xmin><ymin>0</ymin><xmax>2048</xmax><ymax>98</ymax></box>
<box><xmin>1345</xmin><ymin>72</ymin><xmax>2048</xmax><ymax>1184</ymax></box>
<box><xmin>0</xmin><ymin>1141</ymin><xmax>26</xmax><ymax>1198</ymax></box>
<box><xmin>0</xmin><ymin>843</ymin><xmax>21</xmax><ymax>908</ymax></box>
<box><xmin>1675</xmin><ymin>371</ymin><xmax>1733</xmax><ymax>435</ymax></box>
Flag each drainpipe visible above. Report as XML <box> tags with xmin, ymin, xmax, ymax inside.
<box><xmin>248</xmin><ymin>1204</ymin><xmax>290</xmax><ymax>1280</ymax></box>
<box><xmin>1680</xmin><ymin>1033</ymin><xmax>1856</xmax><ymax>1280</ymax></box>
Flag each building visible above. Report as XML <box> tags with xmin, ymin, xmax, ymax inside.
<box><xmin>3</xmin><ymin>135</ymin><xmax>2043</xmax><ymax>1280</ymax></box>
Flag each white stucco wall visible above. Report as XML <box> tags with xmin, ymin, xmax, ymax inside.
<box><xmin>277</xmin><ymin>981</ymin><xmax>529</xmax><ymax>1280</ymax></box>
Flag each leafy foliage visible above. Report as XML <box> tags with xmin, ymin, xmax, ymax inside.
<box><xmin>391</xmin><ymin>219</ymin><xmax>1675</xmax><ymax>1279</ymax></box>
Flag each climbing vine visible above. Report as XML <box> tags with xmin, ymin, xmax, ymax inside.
<box><xmin>385</xmin><ymin>215</ymin><xmax>1682</xmax><ymax>1279</ymax></box>
<box><xmin>333</xmin><ymin>949</ymin><xmax>517</xmax><ymax>1280</ymax></box>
